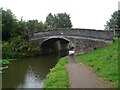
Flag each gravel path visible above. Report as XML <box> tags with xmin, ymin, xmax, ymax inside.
<box><xmin>66</xmin><ymin>55</ymin><xmax>113</xmax><ymax>88</ymax></box>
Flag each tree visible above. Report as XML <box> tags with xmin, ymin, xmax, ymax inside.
<box><xmin>36</xmin><ymin>21</ymin><xmax>48</xmax><ymax>32</ymax></box>
<box><xmin>45</xmin><ymin>13</ymin><xmax>72</xmax><ymax>28</ymax></box>
<box><xmin>2</xmin><ymin>8</ymin><xmax>41</xmax><ymax>59</ymax></box>
<box><xmin>2</xmin><ymin>8</ymin><xmax>18</xmax><ymax>41</ymax></box>
<box><xmin>117</xmin><ymin>10</ymin><xmax>120</xmax><ymax>28</ymax></box>
<box><xmin>105</xmin><ymin>10</ymin><xmax>120</xmax><ymax>30</ymax></box>
<box><xmin>26</xmin><ymin>20</ymin><xmax>38</xmax><ymax>36</ymax></box>
<box><xmin>15</xmin><ymin>18</ymin><xmax>28</xmax><ymax>39</ymax></box>
<box><xmin>45</xmin><ymin>13</ymin><xmax>54</xmax><ymax>28</ymax></box>
<box><xmin>26</xmin><ymin>20</ymin><xmax>48</xmax><ymax>36</ymax></box>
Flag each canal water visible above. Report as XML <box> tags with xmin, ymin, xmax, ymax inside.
<box><xmin>2</xmin><ymin>52</ymin><xmax>68</xmax><ymax>88</ymax></box>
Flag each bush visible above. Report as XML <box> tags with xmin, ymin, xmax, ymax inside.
<box><xmin>2</xmin><ymin>36</ymin><xmax>40</xmax><ymax>59</ymax></box>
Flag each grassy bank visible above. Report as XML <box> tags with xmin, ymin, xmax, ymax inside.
<box><xmin>76</xmin><ymin>38</ymin><xmax>119</xmax><ymax>87</ymax></box>
<box><xmin>43</xmin><ymin>57</ymin><xmax>69</xmax><ymax>88</ymax></box>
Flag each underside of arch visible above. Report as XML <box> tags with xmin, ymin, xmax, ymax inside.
<box><xmin>40</xmin><ymin>36</ymin><xmax>71</xmax><ymax>46</ymax></box>
<box><xmin>40</xmin><ymin>37</ymin><xmax>74</xmax><ymax>54</ymax></box>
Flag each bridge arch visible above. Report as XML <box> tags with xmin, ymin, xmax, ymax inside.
<box><xmin>40</xmin><ymin>36</ymin><xmax>73</xmax><ymax>47</ymax></box>
<box><xmin>40</xmin><ymin>36</ymin><xmax>74</xmax><ymax>54</ymax></box>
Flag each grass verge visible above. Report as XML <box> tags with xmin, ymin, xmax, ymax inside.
<box><xmin>76</xmin><ymin>38</ymin><xmax>119</xmax><ymax>87</ymax></box>
<box><xmin>43</xmin><ymin>57</ymin><xmax>69</xmax><ymax>88</ymax></box>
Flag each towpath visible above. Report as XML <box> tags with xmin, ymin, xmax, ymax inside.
<box><xmin>66</xmin><ymin>55</ymin><xmax>113</xmax><ymax>88</ymax></box>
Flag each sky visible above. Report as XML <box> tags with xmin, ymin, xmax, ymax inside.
<box><xmin>1</xmin><ymin>0</ymin><xmax>120</xmax><ymax>30</ymax></box>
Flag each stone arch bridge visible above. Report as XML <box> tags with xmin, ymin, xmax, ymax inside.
<box><xmin>29</xmin><ymin>28</ymin><xmax>117</xmax><ymax>54</ymax></box>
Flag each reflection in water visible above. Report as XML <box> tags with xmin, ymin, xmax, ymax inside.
<box><xmin>2</xmin><ymin>52</ymin><xmax>68</xmax><ymax>88</ymax></box>
<box><xmin>17</xmin><ymin>66</ymin><xmax>43</xmax><ymax>88</ymax></box>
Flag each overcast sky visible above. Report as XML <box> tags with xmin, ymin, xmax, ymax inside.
<box><xmin>1</xmin><ymin>0</ymin><xmax>119</xmax><ymax>29</ymax></box>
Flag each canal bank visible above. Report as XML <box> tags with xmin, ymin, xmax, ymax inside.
<box><xmin>43</xmin><ymin>38</ymin><xmax>118</xmax><ymax>88</ymax></box>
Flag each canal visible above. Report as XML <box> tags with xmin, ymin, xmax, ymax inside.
<box><xmin>2</xmin><ymin>52</ymin><xmax>68</xmax><ymax>88</ymax></box>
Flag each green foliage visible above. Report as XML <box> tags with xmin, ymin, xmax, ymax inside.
<box><xmin>2</xmin><ymin>8</ymin><xmax>18</xmax><ymax>41</ymax></box>
<box><xmin>2</xmin><ymin>8</ymin><xmax>48</xmax><ymax>41</ymax></box>
<box><xmin>76</xmin><ymin>39</ymin><xmax>119</xmax><ymax>87</ymax></box>
<box><xmin>45</xmin><ymin>13</ymin><xmax>72</xmax><ymax>28</ymax></box>
<box><xmin>26</xmin><ymin>20</ymin><xmax>48</xmax><ymax>36</ymax></box>
<box><xmin>105</xmin><ymin>10</ymin><xmax>120</xmax><ymax>29</ymax></box>
<box><xmin>0</xmin><ymin>59</ymin><xmax>10</xmax><ymax>72</ymax></box>
<box><xmin>2</xmin><ymin>41</ymin><xmax>13</xmax><ymax>59</ymax></box>
<box><xmin>44</xmin><ymin>57</ymin><xmax>69</xmax><ymax>88</ymax></box>
<box><xmin>2</xmin><ymin>8</ymin><xmax>45</xmax><ymax>59</ymax></box>
<box><xmin>2</xmin><ymin>8</ymin><xmax>29</xmax><ymax>41</ymax></box>
<box><xmin>2</xmin><ymin>36</ymin><xmax>40</xmax><ymax>59</ymax></box>
<box><xmin>0</xmin><ymin>60</ymin><xmax>10</xmax><ymax>65</ymax></box>
<box><xmin>14</xmin><ymin>19</ymin><xmax>28</xmax><ymax>39</ymax></box>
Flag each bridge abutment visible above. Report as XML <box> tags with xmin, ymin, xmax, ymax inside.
<box><xmin>69</xmin><ymin>37</ymin><xmax>112</xmax><ymax>54</ymax></box>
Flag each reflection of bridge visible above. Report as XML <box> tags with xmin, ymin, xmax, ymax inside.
<box><xmin>29</xmin><ymin>28</ymin><xmax>117</xmax><ymax>54</ymax></box>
